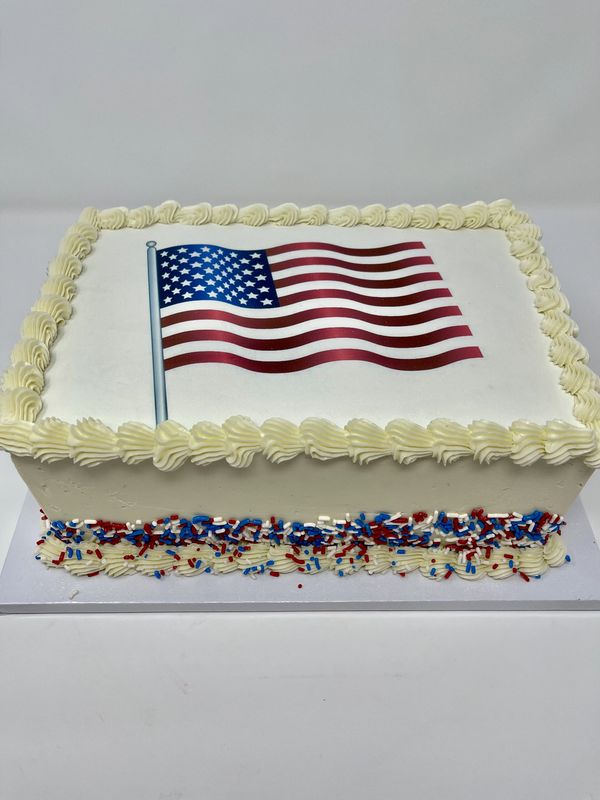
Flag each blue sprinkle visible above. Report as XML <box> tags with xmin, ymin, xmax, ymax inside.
<box><xmin>430</xmin><ymin>567</ymin><xmax>436</xmax><ymax>576</ymax></box>
<box><xmin>195</xmin><ymin>559</ymin><xmax>202</xmax><ymax>569</ymax></box>
<box><xmin>205</xmin><ymin>567</ymin><xmax>212</xmax><ymax>573</ymax></box>
<box><xmin>565</xmin><ymin>554</ymin><xmax>571</xmax><ymax>563</ymax></box>
<box><xmin>508</xmin><ymin>559</ymin><xmax>514</xmax><ymax>568</ymax></box>
<box><xmin>165</xmin><ymin>549</ymin><xmax>177</xmax><ymax>556</ymax></box>
<box><xmin>154</xmin><ymin>570</ymin><xmax>161</xmax><ymax>579</ymax></box>
<box><xmin>75</xmin><ymin>549</ymin><xmax>82</xmax><ymax>560</ymax></box>
<box><xmin>66</xmin><ymin>547</ymin><xmax>73</xmax><ymax>559</ymax></box>
<box><xmin>336</xmin><ymin>557</ymin><xmax>343</xmax><ymax>564</ymax></box>
<box><xmin>214</xmin><ymin>551</ymin><xmax>221</xmax><ymax>558</ymax></box>
<box><xmin>338</xmin><ymin>570</ymin><xmax>344</xmax><ymax>577</ymax></box>
<box><xmin>266</xmin><ymin>560</ymin><xmax>275</xmax><ymax>567</ymax></box>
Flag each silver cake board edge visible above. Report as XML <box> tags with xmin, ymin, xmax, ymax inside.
<box><xmin>1</xmin><ymin>493</ymin><xmax>600</xmax><ymax>613</ymax></box>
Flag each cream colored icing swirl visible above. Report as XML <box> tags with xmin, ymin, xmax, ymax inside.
<box><xmin>298</xmin><ymin>205</ymin><xmax>328</xmax><ymax>225</ymax></box>
<box><xmin>10</xmin><ymin>338</ymin><xmax>49</xmax><ymax>372</ymax></box>
<box><xmin>117</xmin><ymin>421</ymin><xmax>155</xmax><ymax>464</ymax></box>
<box><xmin>78</xmin><ymin>207</ymin><xmax>100</xmax><ymax>228</ymax></box>
<box><xmin>346</xmin><ymin>419</ymin><xmax>391</xmax><ymax>464</ymax></box>
<box><xmin>543</xmin><ymin>420</ymin><xmax>596</xmax><ymax>465</ymax></box>
<box><xmin>509</xmin><ymin>420</ymin><xmax>546</xmax><ymax>467</ymax></box>
<box><xmin>238</xmin><ymin>204</ymin><xmax>270</xmax><ymax>226</ymax></box>
<box><xmin>153</xmin><ymin>420</ymin><xmax>190</xmax><ymax>471</ymax></box>
<box><xmin>573</xmin><ymin>392</ymin><xmax>600</xmax><ymax>426</ymax></box>
<box><xmin>0</xmin><ymin>420</ymin><xmax>33</xmax><ymax>457</ymax></box>
<box><xmin>462</xmin><ymin>201</ymin><xmax>489</xmax><ymax>229</ymax></box>
<box><xmin>327</xmin><ymin>206</ymin><xmax>360</xmax><ymax>227</ymax></box>
<box><xmin>155</xmin><ymin>201</ymin><xmax>181</xmax><ymax>224</ymax></box>
<box><xmin>48</xmin><ymin>253</ymin><xmax>83</xmax><ymax>280</ymax></box>
<box><xmin>428</xmin><ymin>419</ymin><xmax>471</xmax><ymax>464</ymax></box>
<box><xmin>126</xmin><ymin>206</ymin><xmax>157</xmax><ymax>228</ymax></box>
<box><xmin>437</xmin><ymin>204</ymin><xmax>466</xmax><ymax>230</ymax></box>
<box><xmin>59</xmin><ymin>231</ymin><xmax>93</xmax><ymax>260</ymax></box>
<box><xmin>540</xmin><ymin>310</ymin><xmax>578</xmax><ymax>339</ymax></box>
<box><xmin>178</xmin><ymin>203</ymin><xmax>212</xmax><ymax>225</ymax></box>
<box><xmin>211</xmin><ymin>204</ymin><xmax>238</xmax><ymax>226</ymax></box>
<box><xmin>222</xmin><ymin>415</ymin><xmax>263</xmax><ymax>468</ymax></box>
<box><xmin>2</xmin><ymin>362</ymin><xmax>44</xmax><ymax>393</ymax></box>
<box><xmin>41</xmin><ymin>275</ymin><xmax>76</xmax><ymax>302</ymax></box>
<box><xmin>189</xmin><ymin>421</ymin><xmax>228</xmax><ymax>466</ymax></box>
<box><xmin>543</xmin><ymin>535</ymin><xmax>567</xmax><ymax>568</ymax></box>
<box><xmin>261</xmin><ymin>418</ymin><xmax>303</xmax><ymax>463</ymax></box>
<box><xmin>384</xmin><ymin>204</ymin><xmax>413</xmax><ymax>228</ymax></box>
<box><xmin>300</xmin><ymin>418</ymin><xmax>348</xmax><ymax>460</ymax></box>
<box><xmin>386</xmin><ymin>419</ymin><xmax>433</xmax><ymax>464</ymax></box>
<box><xmin>360</xmin><ymin>204</ymin><xmax>387</xmax><ymax>227</ymax></box>
<box><xmin>98</xmin><ymin>207</ymin><xmax>128</xmax><ymax>229</ymax></box>
<box><xmin>70</xmin><ymin>418</ymin><xmax>119</xmax><ymax>467</ymax></box>
<box><xmin>0</xmin><ymin>388</ymin><xmax>42</xmax><ymax>422</ymax></box>
<box><xmin>32</xmin><ymin>294</ymin><xmax>72</xmax><ymax>324</ymax></box>
<box><xmin>469</xmin><ymin>420</ymin><xmax>513</xmax><ymax>463</ymax></box>
<box><xmin>21</xmin><ymin>312</ymin><xmax>58</xmax><ymax>348</ymax></box>
<box><xmin>269</xmin><ymin>203</ymin><xmax>300</xmax><ymax>226</ymax></box>
<box><xmin>30</xmin><ymin>417</ymin><xmax>71</xmax><ymax>462</ymax></box>
<box><xmin>411</xmin><ymin>204</ymin><xmax>439</xmax><ymax>228</ymax></box>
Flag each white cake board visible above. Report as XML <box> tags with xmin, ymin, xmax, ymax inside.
<box><xmin>1</xmin><ymin>492</ymin><xmax>600</xmax><ymax>613</ymax></box>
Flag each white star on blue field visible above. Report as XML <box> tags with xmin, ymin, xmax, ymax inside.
<box><xmin>156</xmin><ymin>245</ymin><xmax>280</xmax><ymax>310</ymax></box>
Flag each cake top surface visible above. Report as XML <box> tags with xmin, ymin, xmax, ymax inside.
<box><xmin>1</xmin><ymin>200</ymin><xmax>599</xmax><ymax>471</ymax></box>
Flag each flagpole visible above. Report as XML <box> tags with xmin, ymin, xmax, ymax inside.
<box><xmin>146</xmin><ymin>241</ymin><xmax>168</xmax><ymax>424</ymax></box>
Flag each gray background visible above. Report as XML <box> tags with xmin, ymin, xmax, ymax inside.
<box><xmin>1</xmin><ymin>0</ymin><xmax>599</xmax><ymax>209</ymax></box>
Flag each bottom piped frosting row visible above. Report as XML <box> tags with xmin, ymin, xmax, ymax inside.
<box><xmin>35</xmin><ymin>509</ymin><xmax>569</xmax><ymax>581</ymax></box>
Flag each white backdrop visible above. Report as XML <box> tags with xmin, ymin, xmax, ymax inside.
<box><xmin>1</xmin><ymin>0</ymin><xmax>599</xmax><ymax>209</ymax></box>
<box><xmin>1</xmin><ymin>4</ymin><xmax>600</xmax><ymax>800</ymax></box>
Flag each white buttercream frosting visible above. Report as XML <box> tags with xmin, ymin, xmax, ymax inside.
<box><xmin>69</xmin><ymin>418</ymin><xmax>119</xmax><ymax>467</ymax></box>
<box><xmin>0</xmin><ymin>199</ymin><xmax>596</xmax><ymax>473</ymax></box>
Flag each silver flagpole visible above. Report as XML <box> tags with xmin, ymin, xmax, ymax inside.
<box><xmin>146</xmin><ymin>241</ymin><xmax>168</xmax><ymax>424</ymax></box>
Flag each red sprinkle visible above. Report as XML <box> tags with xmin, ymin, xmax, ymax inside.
<box><xmin>95</xmin><ymin>549</ymin><xmax>103</xmax><ymax>559</ymax></box>
<box><xmin>270</xmin><ymin>571</ymin><xmax>280</xmax><ymax>577</ymax></box>
<box><xmin>297</xmin><ymin>583</ymin><xmax>303</xmax><ymax>589</ymax></box>
<box><xmin>492</xmin><ymin>563</ymin><xmax>499</xmax><ymax>570</ymax></box>
<box><xmin>86</xmin><ymin>571</ymin><xmax>100</xmax><ymax>577</ymax></box>
<box><xmin>36</xmin><ymin>539</ymin><xmax>45</xmax><ymax>546</ymax></box>
<box><xmin>519</xmin><ymin>571</ymin><xmax>530</xmax><ymax>582</ymax></box>
<box><xmin>285</xmin><ymin>554</ymin><xmax>305</xmax><ymax>564</ymax></box>
<box><xmin>444</xmin><ymin>570</ymin><xmax>453</xmax><ymax>579</ymax></box>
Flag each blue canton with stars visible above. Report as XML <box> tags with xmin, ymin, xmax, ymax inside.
<box><xmin>156</xmin><ymin>245</ymin><xmax>280</xmax><ymax>310</ymax></box>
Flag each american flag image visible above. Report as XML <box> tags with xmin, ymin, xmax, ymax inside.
<box><xmin>155</xmin><ymin>241</ymin><xmax>482</xmax><ymax>373</ymax></box>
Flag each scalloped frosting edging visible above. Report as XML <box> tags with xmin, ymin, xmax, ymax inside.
<box><xmin>36</xmin><ymin>508</ymin><xmax>568</xmax><ymax>581</ymax></box>
<box><xmin>1</xmin><ymin>200</ymin><xmax>599</xmax><ymax>470</ymax></box>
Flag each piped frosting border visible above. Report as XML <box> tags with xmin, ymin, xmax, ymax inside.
<box><xmin>1</xmin><ymin>200</ymin><xmax>599</xmax><ymax>470</ymax></box>
<box><xmin>36</xmin><ymin>507</ymin><xmax>569</xmax><ymax>581</ymax></box>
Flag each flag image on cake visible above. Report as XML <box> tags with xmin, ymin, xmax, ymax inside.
<box><xmin>145</xmin><ymin>240</ymin><xmax>482</xmax><ymax>422</ymax></box>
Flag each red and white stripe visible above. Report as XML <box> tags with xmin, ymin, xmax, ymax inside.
<box><xmin>160</xmin><ymin>241</ymin><xmax>482</xmax><ymax>373</ymax></box>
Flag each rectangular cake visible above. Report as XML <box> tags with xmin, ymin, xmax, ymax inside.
<box><xmin>1</xmin><ymin>199</ymin><xmax>598</xmax><ymax>581</ymax></box>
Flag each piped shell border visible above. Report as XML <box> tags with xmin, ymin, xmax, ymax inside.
<box><xmin>0</xmin><ymin>199</ymin><xmax>598</xmax><ymax>471</ymax></box>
